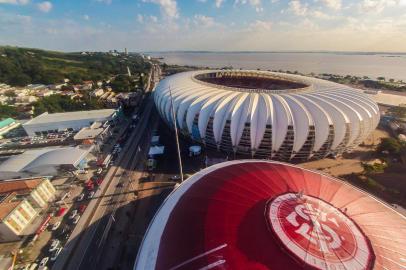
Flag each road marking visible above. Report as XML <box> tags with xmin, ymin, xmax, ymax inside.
<box><xmin>169</xmin><ymin>244</ymin><xmax>227</xmax><ymax>270</ymax></box>
<box><xmin>198</xmin><ymin>260</ymin><xmax>226</xmax><ymax>270</ymax></box>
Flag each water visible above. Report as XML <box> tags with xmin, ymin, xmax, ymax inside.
<box><xmin>149</xmin><ymin>52</ymin><xmax>406</xmax><ymax>81</ymax></box>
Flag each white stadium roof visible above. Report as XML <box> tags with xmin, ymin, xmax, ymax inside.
<box><xmin>155</xmin><ymin>70</ymin><xmax>380</xmax><ymax>161</ymax></box>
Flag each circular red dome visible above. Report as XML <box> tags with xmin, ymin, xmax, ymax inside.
<box><xmin>135</xmin><ymin>161</ymin><xmax>406</xmax><ymax>270</ymax></box>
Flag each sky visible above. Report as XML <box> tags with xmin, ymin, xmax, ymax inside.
<box><xmin>0</xmin><ymin>0</ymin><xmax>406</xmax><ymax>52</ymax></box>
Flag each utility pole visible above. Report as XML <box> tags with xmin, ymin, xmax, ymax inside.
<box><xmin>168</xmin><ymin>86</ymin><xmax>184</xmax><ymax>182</ymax></box>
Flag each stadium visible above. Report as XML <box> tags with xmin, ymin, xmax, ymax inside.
<box><xmin>154</xmin><ymin>70</ymin><xmax>380</xmax><ymax>162</ymax></box>
<box><xmin>135</xmin><ymin>160</ymin><xmax>406</xmax><ymax>270</ymax></box>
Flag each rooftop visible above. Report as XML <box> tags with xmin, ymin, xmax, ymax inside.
<box><xmin>0</xmin><ymin>147</ymin><xmax>90</xmax><ymax>173</ymax></box>
<box><xmin>0</xmin><ymin>118</ymin><xmax>16</xmax><ymax>129</ymax></box>
<box><xmin>23</xmin><ymin>109</ymin><xmax>116</xmax><ymax>126</ymax></box>
<box><xmin>0</xmin><ymin>200</ymin><xmax>22</xmax><ymax>220</ymax></box>
<box><xmin>0</xmin><ymin>178</ymin><xmax>43</xmax><ymax>196</ymax></box>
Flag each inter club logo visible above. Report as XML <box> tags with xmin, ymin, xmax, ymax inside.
<box><xmin>267</xmin><ymin>193</ymin><xmax>374</xmax><ymax>270</ymax></box>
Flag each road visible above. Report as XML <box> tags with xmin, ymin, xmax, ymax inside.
<box><xmin>53</xmin><ymin>63</ymin><xmax>161</xmax><ymax>270</ymax></box>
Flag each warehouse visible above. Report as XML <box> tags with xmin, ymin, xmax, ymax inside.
<box><xmin>22</xmin><ymin>109</ymin><xmax>118</xmax><ymax>137</ymax></box>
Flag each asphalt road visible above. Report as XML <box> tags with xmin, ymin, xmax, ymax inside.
<box><xmin>53</xmin><ymin>64</ymin><xmax>161</xmax><ymax>270</ymax></box>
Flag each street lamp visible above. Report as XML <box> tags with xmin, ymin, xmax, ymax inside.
<box><xmin>168</xmin><ymin>86</ymin><xmax>184</xmax><ymax>183</ymax></box>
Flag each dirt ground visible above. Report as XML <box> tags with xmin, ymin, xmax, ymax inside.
<box><xmin>301</xmin><ymin>128</ymin><xmax>390</xmax><ymax>177</ymax></box>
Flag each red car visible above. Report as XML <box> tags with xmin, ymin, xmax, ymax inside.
<box><xmin>96</xmin><ymin>178</ymin><xmax>104</xmax><ymax>186</ymax></box>
<box><xmin>78</xmin><ymin>204</ymin><xmax>87</xmax><ymax>214</ymax></box>
<box><xmin>56</xmin><ymin>207</ymin><xmax>67</xmax><ymax>217</ymax></box>
<box><xmin>85</xmin><ymin>180</ymin><xmax>94</xmax><ymax>191</ymax></box>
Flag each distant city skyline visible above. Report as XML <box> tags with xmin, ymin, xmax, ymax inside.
<box><xmin>0</xmin><ymin>0</ymin><xmax>406</xmax><ymax>52</ymax></box>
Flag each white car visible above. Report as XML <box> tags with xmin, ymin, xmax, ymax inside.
<box><xmin>50</xmin><ymin>247</ymin><xmax>62</xmax><ymax>261</ymax></box>
<box><xmin>49</xmin><ymin>239</ymin><xmax>60</xmax><ymax>252</ymax></box>
<box><xmin>88</xmin><ymin>191</ymin><xmax>95</xmax><ymax>199</ymax></box>
<box><xmin>51</xmin><ymin>221</ymin><xmax>61</xmax><ymax>231</ymax></box>
<box><xmin>69</xmin><ymin>210</ymin><xmax>78</xmax><ymax>219</ymax></box>
<box><xmin>39</xmin><ymin>257</ymin><xmax>49</xmax><ymax>267</ymax></box>
<box><xmin>72</xmin><ymin>214</ymin><xmax>81</xmax><ymax>224</ymax></box>
<box><xmin>77</xmin><ymin>193</ymin><xmax>85</xmax><ymax>202</ymax></box>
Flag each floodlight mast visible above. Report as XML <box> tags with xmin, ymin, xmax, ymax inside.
<box><xmin>168</xmin><ymin>86</ymin><xmax>184</xmax><ymax>183</ymax></box>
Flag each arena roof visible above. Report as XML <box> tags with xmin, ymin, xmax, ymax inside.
<box><xmin>135</xmin><ymin>160</ymin><xmax>406</xmax><ymax>270</ymax></box>
<box><xmin>23</xmin><ymin>109</ymin><xmax>116</xmax><ymax>126</ymax></box>
<box><xmin>155</xmin><ymin>70</ymin><xmax>379</xmax><ymax>161</ymax></box>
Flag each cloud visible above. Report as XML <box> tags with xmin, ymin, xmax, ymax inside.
<box><xmin>0</xmin><ymin>0</ymin><xmax>29</xmax><ymax>4</ymax></box>
<box><xmin>234</xmin><ymin>0</ymin><xmax>263</xmax><ymax>12</ymax></box>
<box><xmin>37</xmin><ymin>1</ymin><xmax>52</xmax><ymax>13</ymax></box>
<box><xmin>137</xmin><ymin>14</ymin><xmax>144</xmax><ymax>24</ymax></box>
<box><xmin>142</xmin><ymin>0</ymin><xmax>179</xmax><ymax>19</ymax></box>
<box><xmin>289</xmin><ymin>0</ymin><xmax>307</xmax><ymax>15</ymax></box>
<box><xmin>83</xmin><ymin>15</ymin><xmax>90</xmax><ymax>20</ymax></box>
<box><xmin>249</xmin><ymin>19</ymin><xmax>272</xmax><ymax>31</ymax></box>
<box><xmin>317</xmin><ymin>0</ymin><xmax>341</xmax><ymax>10</ymax></box>
<box><xmin>95</xmin><ymin>0</ymin><xmax>112</xmax><ymax>4</ymax></box>
<box><xmin>193</xmin><ymin>14</ymin><xmax>215</xmax><ymax>27</ymax></box>
<box><xmin>215</xmin><ymin>0</ymin><xmax>225</xmax><ymax>8</ymax></box>
<box><xmin>358</xmin><ymin>0</ymin><xmax>400</xmax><ymax>13</ymax></box>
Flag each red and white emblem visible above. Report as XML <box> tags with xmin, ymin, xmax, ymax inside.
<box><xmin>267</xmin><ymin>193</ymin><xmax>374</xmax><ymax>270</ymax></box>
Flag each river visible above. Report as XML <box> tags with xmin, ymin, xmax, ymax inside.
<box><xmin>149</xmin><ymin>52</ymin><xmax>406</xmax><ymax>81</ymax></box>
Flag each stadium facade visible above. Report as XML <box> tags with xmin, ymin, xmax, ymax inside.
<box><xmin>135</xmin><ymin>160</ymin><xmax>406</xmax><ymax>270</ymax></box>
<box><xmin>154</xmin><ymin>70</ymin><xmax>380</xmax><ymax>162</ymax></box>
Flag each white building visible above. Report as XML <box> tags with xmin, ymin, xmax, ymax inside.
<box><xmin>23</xmin><ymin>109</ymin><xmax>117</xmax><ymax>136</ymax></box>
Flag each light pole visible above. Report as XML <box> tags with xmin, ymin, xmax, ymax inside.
<box><xmin>168</xmin><ymin>86</ymin><xmax>184</xmax><ymax>182</ymax></box>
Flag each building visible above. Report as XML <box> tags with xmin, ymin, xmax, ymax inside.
<box><xmin>0</xmin><ymin>146</ymin><xmax>93</xmax><ymax>179</ymax></box>
<box><xmin>22</xmin><ymin>109</ymin><xmax>118</xmax><ymax>136</ymax></box>
<box><xmin>91</xmin><ymin>88</ymin><xmax>104</xmax><ymax>97</ymax></box>
<box><xmin>0</xmin><ymin>177</ymin><xmax>55</xmax><ymax>209</ymax></box>
<box><xmin>0</xmin><ymin>118</ymin><xmax>21</xmax><ymax>138</ymax></box>
<box><xmin>155</xmin><ymin>70</ymin><xmax>380</xmax><ymax>162</ymax></box>
<box><xmin>73</xmin><ymin>121</ymin><xmax>111</xmax><ymax>147</ymax></box>
<box><xmin>0</xmin><ymin>177</ymin><xmax>55</xmax><ymax>242</ymax></box>
<box><xmin>135</xmin><ymin>160</ymin><xmax>406</xmax><ymax>270</ymax></box>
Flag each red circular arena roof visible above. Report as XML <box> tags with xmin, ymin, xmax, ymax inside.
<box><xmin>135</xmin><ymin>161</ymin><xmax>406</xmax><ymax>270</ymax></box>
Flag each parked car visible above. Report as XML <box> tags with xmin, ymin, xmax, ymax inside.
<box><xmin>56</xmin><ymin>207</ymin><xmax>67</xmax><ymax>217</ymax></box>
<box><xmin>72</xmin><ymin>215</ymin><xmax>81</xmax><ymax>225</ymax></box>
<box><xmin>88</xmin><ymin>191</ymin><xmax>95</xmax><ymax>199</ymax></box>
<box><xmin>51</xmin><ymin>221</ymin><xmax>61</xmax><ymax>231</ymax></box>
<box><xmin>39</xmin><ymin>257</ymin><xmax>49</xmax><ymax>267</ymax></box>
<box><xmin>169</xmin><ymin>175</ymin><xmax>181</xmax><ymax>181</ymax></box>
<box><xmin>57</xmin><ymin>225</ymin><xmax>70</xmax><ymax>237</ymax></box>
<box><xmin>69</xmin><ymin>210</ymin><xmax>78</xmax><ymax>219</ymax></box>
<box><xmin>78</xmin><ymin>204</ymin><xmax>87</xmax><ymax>214</ymax></box>
<box><xmin>50</xmin><ymin>247</ymin><xmax>63</xmax><ymax>261</ymax></box>
<box><xmin>77</xmin><ymin>193</ymin><xmax>85</xmax><ymax>202</ymax></box>
<box><xmin>116</xmin><ymin>182</ymin><xmax>123</xmax><ymax>188</ymax></box>
<box><xmin>49</xmin><ymin>239</ymin><xmax>60</xmax><ymax>252</ymax></box>
<box><xmin>96</xmin><ymin>178</ymin><xmax>104</xmax><ymax>186</ymax></box>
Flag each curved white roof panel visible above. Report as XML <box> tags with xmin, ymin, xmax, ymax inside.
<box><xmin>0</xmin><ymin>147</ymin><xmax>89</xmax><ymax>173</ymax></box>
<box><xmin>154</xmin><ymin>70</ymin><xmax>379</xmax><ymax>161</ymax></box>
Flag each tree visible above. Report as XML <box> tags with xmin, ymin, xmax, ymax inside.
<box><xmin>4</xmin><ymin>90</ymin><xmax>16</xmax><ymax>98</ymax></box>
<box><xmin>9</xmin><ymin>73</ymin><xmax>31</xmax><ymax>86</ymax></box>
<box><xmin>0</xmin><ymin>104</ymin><xmax>19</xmax><ymax>118</ymax></box>
<box><xmin>377</xmin><ymin>76</ymin><xmax>386</xmax><ymax>81</ymax></box>
<box><xmin>387</xmin><ymin>105</ymin><xmax>406</xmax><ymax>120</ymax></box>
<box><xmin>377</xmin><ymin>138</ymin><xmax>402</xmax><ymax>155</ymax></box>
